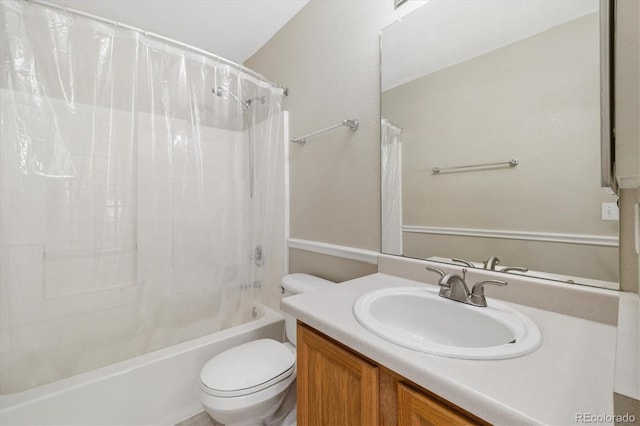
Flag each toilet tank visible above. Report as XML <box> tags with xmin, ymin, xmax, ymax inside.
<box><xmin>281</xmin><ymin>273</ymin><xmax>334</xmax><ymax>346</ymax></box>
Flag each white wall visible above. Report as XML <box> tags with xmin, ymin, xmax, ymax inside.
<box><xmin>245</xmin><ymin>1</ymin><xmax>403</xmax><ymax>281</ymax></box>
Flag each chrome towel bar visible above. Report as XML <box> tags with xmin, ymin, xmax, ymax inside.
<box><xmin>291</xmin><ymin>119</ymin><xmax>359</xmax><ymax>146</ymax></box>
<box><xmin>432</xmin><ymin>158</ymin><xmax>519</xmax><ymax>174</ymax></box>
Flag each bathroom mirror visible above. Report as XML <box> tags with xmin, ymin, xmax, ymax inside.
<box><xmin>380</xmin><ymin>0</ymin><xmax>619</xmax><ymax>289</ymax></box>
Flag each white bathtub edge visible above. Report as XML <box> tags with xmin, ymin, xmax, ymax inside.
<box><xmin>0</xmin><ymin>308</ymin><xmax>285</xmax><ymax>425</ymax></box>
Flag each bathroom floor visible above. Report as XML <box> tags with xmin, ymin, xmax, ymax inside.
<box><xmin>177</xmin><ymin>408</ymin><xmax>297</xmax><ymax>426</ymax></box>
<box><xmin>175</xmin><ymin>411</ymin><xmax>220</xmax><ymax>426</ymax></box>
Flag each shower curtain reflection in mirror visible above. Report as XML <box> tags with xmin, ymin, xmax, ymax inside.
<box><xmin>381</xmin><ymin>118</ymin><xmax>403</xmax><ymax>255</ymax></box>
<box><xmin>0</xmin><ymin>0</ymin><xmax>284</xmax><ymax>394</ymax></box>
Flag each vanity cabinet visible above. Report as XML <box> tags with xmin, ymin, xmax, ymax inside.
<box><xmin>297</xmin><ymin>321</ymin><xmax>379</xmax><ymax>425</ymax></box>
<box><xmin>397</xmin><ymin>382</ymin><xmax>478</xmax><ymax>425</ymax></box>
<box><xmin>297</xmin><ymin>322</ymin><xmax>487</xmax><ymax>426</ymax></box>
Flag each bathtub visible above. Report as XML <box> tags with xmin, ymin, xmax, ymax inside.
<box><xmin>0</xmin><ymin>308</ymin><xmax>285</xmax><ymax>425</ymax></box>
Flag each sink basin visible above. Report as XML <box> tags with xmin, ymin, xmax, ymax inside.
<box><xmin>353</xmin><ymin>286</ymin><xmax>542</xmax><ymax>360</ymax></box>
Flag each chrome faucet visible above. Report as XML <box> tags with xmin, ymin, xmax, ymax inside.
<box><xmin>483</xmin><ymin>256</ymin><xmax>500</xmax><ymax>270</ymax></box>
<box><xmin>431</xmin><ymin>267</ymin><xmax>471</xmax><ymax>302</ymax></box>
<box><xmin>483</xmin><ymin>256</ymin><xmax>528</xmax><ymax>274</ymax></box>
<box><xmin>469</xmin><ymin>279</ymin><xmax>509</xmax><ymax>307</ymax></box>
<box><xmin>425</xmin><ymin>266</ymin><xmax>507</xmax><ymax>307</ymax></box>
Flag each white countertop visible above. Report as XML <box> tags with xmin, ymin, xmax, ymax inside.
<box><xmin>614</xmin><ymin>292</ymin><xmax>640</xmax><ymax>401</ymax></box>
<box><xmin>282</xmin><ymin>273</ymin><xmax>617</xmax><ymax>425</ymax></box>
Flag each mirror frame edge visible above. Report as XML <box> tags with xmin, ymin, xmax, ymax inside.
<box><xmin>600</xmin><ymin>0</ymin><xmax>618</xmax><ymax>195</ymax></box>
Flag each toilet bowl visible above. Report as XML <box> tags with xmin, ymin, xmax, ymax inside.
<box><xmin>200</xmin><ymin>274</ymin><xmax>334</xmax><ymax>425</ymax></box>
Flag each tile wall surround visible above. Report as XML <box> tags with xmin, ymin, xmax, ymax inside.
<box><xmin>0</xmin><ymin>99</ymin><xmax>287</xmax><ymax>392</ymax></box>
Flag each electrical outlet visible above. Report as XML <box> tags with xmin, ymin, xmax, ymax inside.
<box><xmin>601</xmin><ymin>202</ymin><xmax>619</xmax><ymax>221</ymax></box>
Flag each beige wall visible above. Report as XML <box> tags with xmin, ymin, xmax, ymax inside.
<box><xmin>246</xmin><ymin>0</ymin><xmax>639</xmax><ymax>293</ymax></box>
<box><xmin>245</xmin><ymin>0</ymin><xmax>396</xmax><ymax>282</ymax></box>
<box><xmin>288</xmin><ymin>249</ymin><xmax>377</xmax><ymax>284</ymax></box>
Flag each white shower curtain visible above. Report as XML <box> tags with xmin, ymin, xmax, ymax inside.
<box><xmin>0</xmin><ymin>0</ymin><xmax>283</xmax><ymax>393</ymax></box>
<box><xmin>381</xmin><ymin>118</ymin><xmax>403</xmax><ymax>255</ymax></box>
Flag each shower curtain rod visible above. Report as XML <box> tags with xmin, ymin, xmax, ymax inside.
<box><xmin>23</xmin><ymin>0</ymin><xmax>289</xmax><ymax>96</ymax></box>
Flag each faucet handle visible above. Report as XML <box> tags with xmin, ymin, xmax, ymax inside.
<box><xmin>451</xmin><ymin>258</ymin><xmax>475</xmax><ymax>268</ymax></box>
<box><xmin>500</xmin><ymin>266</ymin><xmax>529</xmax><ymax>273</ymax></box>
<box><xmin>425</xmin><ymin>266</ymin><xmax>467</xmax><ymax>281</ymax></box>
<box><xmin>425</xmin><ymin>265</ymin><xmax>446</xmax><ymax>279</ymax></box>
<box><xmin>470</xmin><ymin>279</ymin><xmax>507</xmax><ymax>307</ymax></box>
<box><xmin>472</xmin><ymin>279</ymin><xmax>507</xmax><ymax>293</ymax></box>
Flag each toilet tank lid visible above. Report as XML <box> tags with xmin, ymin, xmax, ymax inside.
<box><xmin>200</xmin><ymin>339</ymin><xmax>294</xmax><ymax>394</ymax></box>
<box><xmin>281</xmin><ymin>273</ymin><xmax>334</xmax><ymax>294</ymax></box>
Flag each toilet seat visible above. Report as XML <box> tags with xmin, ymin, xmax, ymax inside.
<box><xmin>200</xmin><ymin>339</ymin><xmax>295</xmax><ymax>398</ymax></box>
<box><xmin>201</xmin><ymin>365</ymin><xmax>295</xmax><ymax>398</ymax></box>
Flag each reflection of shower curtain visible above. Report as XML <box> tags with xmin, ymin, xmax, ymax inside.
<box><xmin>0</xmin><ymin>0</ymin><xmax>283</xmax><ymax>393</ymax></box>
<box><xmin>381</xmin><ymin>118</ymin><xmax>403</xmax><ymax>255</ymax></box>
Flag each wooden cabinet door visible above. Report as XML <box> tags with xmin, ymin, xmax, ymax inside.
<box><xmin>398</xmin><ymin>383</ymin><xmax>479</xmax><ymax>426</ymax></box>
<box><xmin>297</xmin><ymin>322</ymin><xmax>379</xmax><ymax>426</ymax></box>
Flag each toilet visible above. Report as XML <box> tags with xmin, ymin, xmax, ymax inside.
<box><xmin>199</xmin><ymin>273</ymin><xmax>334</xmax><ymax>425</ymax></box>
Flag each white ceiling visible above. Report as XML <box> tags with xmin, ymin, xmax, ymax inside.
<box><xmin>382</xmin><ymin>0</ymin><xmax>599</xmax><ymax>91</ymax></box>
<box><xmin>51</xmin><ymin>0</ymin><xmax>309</xmax><ymax>64</ymax></box>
